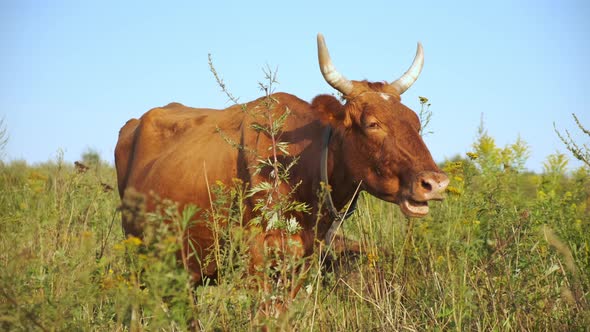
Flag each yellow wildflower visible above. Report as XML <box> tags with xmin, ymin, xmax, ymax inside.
<box><xmin>443</xmin><ymin>161</ymin><xmax>463</xmax><ymax>174</ymax></box>
<box><xmin>367</xmin><ymin>252</ymin><xmax>379</xmax><ymax>268</ymax></box>
<box><xmin>446</xmin><ymin>186</ymin><xmax>462</xmax><ymax>196</ymax></box>
<box><xmin>125</xmin><ymin>236</ymin><xmax>142</xmax><ymax>246</ymax></box>
<box><xmin>164</xmin><ymin>236</ymin><xmax>177</xmax><ymax>244</ymax></box>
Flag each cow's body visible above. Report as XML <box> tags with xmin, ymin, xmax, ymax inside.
<box><xmin>116</xmin><ymin>93</ymin><xmax>341</xmax><ymax>280</ymax></box>
<box><xmin>115</xmin><ymin>34</ymin><xmax>449</xmax><ymax>285</ymax></box>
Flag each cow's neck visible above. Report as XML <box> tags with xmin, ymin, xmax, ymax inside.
<box><xmin>322</xmin><ymin>127</ymin><xmax>360</xmax><ymax>221</ymax></box>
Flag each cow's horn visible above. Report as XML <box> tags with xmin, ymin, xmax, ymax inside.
<box><xmin>317</xmin><ymin>33</ymin><xmax>354</xmax><ymax>96</ymax></box>
<box><xmin>390</xmin><ymin>42</ymin><xmax>424</xmax><ymax>95</ymax></box>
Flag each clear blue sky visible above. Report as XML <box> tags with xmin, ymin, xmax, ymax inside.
<box><xmin>1</xmin><ymin>0</ymin><xmax>589</xmax><ymax>172</ymax></box>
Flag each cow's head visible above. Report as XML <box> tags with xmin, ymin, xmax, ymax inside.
<box><xmin>313</xmin><ymin>33</ymin><xmax>449</xmax><ymax>217</ymax></box>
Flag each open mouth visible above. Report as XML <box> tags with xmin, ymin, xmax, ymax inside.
<box><xmin>400</xmin><ymin>198</ymin><xmax>429</xmax><ymax>217</ymax></box>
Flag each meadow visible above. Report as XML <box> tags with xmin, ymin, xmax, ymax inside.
<box><xmin>1</xmin><ymin>111</ymin><xmax>589</xmax><ymax>331</ymax></box>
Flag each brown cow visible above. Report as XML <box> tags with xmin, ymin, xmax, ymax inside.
<box><xmin>115</xmin><ymin>33</ymin><xmax>448</xmax><ymax>287</ymax></box>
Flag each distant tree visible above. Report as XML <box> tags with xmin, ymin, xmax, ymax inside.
<box><xmin>555</xmin><ymin>113</ymin><xmax>589</xmax><ymax>168</ymax></box>
<box><xmin>543</xmin><ymin>153</ymin><xmax>569</xmax><ymax>175</ymax></box>
<box><xmin>542</xmin><ymin>152</ymin><xmax>569</xmax><ymax>192</ymax></box>
<box><xmin>81</xmin><ymin>148</ymin><xmax>101</xmax><ymax>166</ymax></box>
<box><xmin>472</xmin><ymin>116</ymin><xmax>530</xmax><ymax>174</ymax></box>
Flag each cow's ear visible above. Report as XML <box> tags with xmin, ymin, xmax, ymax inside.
<box><xmin>312</xmin><ymin>94</ymin><xmax>351</xmax><ymax>128</ymax></box>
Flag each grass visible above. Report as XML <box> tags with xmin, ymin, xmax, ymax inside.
<box><xmin>1</xmin><ymin>69</ymin><xmax>588</xmax><ymax>329</ymax></box>
<box><xmin>1</xmin><ymin>135</ymin><xmax>589</xmax><ymax>331</ymax></box>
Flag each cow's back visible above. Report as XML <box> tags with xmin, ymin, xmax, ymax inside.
<box><xmin>115</xmin><ymin>102</ymin><xmax>246</xmax><ymax>211</ymax></box>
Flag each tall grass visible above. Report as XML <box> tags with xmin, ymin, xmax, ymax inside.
<box><xmin>1</xmin><ymin>139</ymin><xmax>589</xmax><ymax>330</ymax></box>
<box><xmin>1</xmin><ymin>84</ymin><xmax>589</xmax><ymax>329</ymax></box>
<box><xmin>3</xmin><ymin>156</ymin><xmax>589</xmax><ymax>331</ymax></box>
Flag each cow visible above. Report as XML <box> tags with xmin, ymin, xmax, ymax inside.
<box><xmin>115</xmin><ymin>33</ymin><xmax>449</xmax><ymax>291</ymax></box>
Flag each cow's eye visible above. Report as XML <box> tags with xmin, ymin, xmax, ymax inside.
<box><xmin>366</xmin><ymin>121</ymin><xmax>380</xmax><ymax>129</ymax></box>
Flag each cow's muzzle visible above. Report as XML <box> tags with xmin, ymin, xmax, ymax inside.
<box><xmin>413</xmin><ymin>171</ymin><xmax>450</xmax><ymax>201</ymax></box>
<box><xmin>400</xmin><ymin>171</ymin><xmax>449</xmax><ymax>217</ymax></box>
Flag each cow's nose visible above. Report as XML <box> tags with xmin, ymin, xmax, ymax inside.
<box><xmin>413</xmin><ymin>171</ymin><xmax>449</xmax><ymax>201</ymax></box>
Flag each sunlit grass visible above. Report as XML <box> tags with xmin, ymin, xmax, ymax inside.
<box><xmin>1</xmin><ymin>131</ymin><xmax>589</xmax><ymax>330</ymax></box>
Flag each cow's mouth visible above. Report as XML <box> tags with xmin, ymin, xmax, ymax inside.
<box><xmin>400</xmin><ymin>198</ymin><xmax>429</xmax><ymax>217</ymax></box>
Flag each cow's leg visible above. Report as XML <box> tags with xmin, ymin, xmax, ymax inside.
<box><xmin>329</xmin><ymin>233</ymin><xmax>361</xmax><ymax>255</ymax></box>
<box><xmin>320</xmin><ymin>233</ymin><xmax>363</xmax><ymax>272</ymax></box>
<box><xmin>250</xmin><ymin>229</ymin><xmax>306</xmax><ymax>318</ymax></box>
